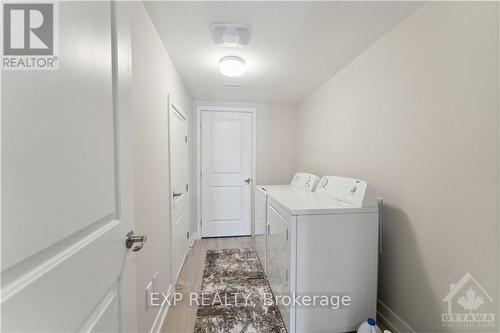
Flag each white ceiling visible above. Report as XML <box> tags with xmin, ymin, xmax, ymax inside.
<box><xmin>145</xmin><ymin>2</ymin><xmax>423</xmax><ymax>104</ymax></box>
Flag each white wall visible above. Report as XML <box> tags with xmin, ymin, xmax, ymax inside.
<box><xmin>130</xmin><ymin>3</ymin><xmax>193</xmax><ymax>331</ymax></box>
<box><xmin>255</xmin><ymin>104</ymin><xmax>300</xmax><ymax>185</ymax></box>
<box><xmin>296</xmin><ymin>3</ymin><xmax>499</xmax><ymax>332</ymax></box>
<box><xmin>194</xmin><ymin>101</ymin><xmax>298</xmax><ymax>185</ymax></box>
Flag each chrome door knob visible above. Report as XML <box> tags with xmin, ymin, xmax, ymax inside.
<box><xmin>126</xmin><ymin>231</ymin><xmax>147</xmax><ymax>252</ymax></box>
<box><xmin>173</xmin><ymin>191</ymin><xmax>182</xmax><ymax>198</ymax></box>
<box><xmin>244</xmin><ymin>178</ymin><xmax>251</xmax><ymax>184</ymax></box>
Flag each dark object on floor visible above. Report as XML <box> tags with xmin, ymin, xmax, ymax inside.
<box><xmin>194</xmin><ymin>248</ymin><xmax>286</xmax><ymax>333</ymax></box>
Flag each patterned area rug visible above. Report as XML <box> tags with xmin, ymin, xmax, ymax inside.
<box><xmin>194</xmin><ymin>248</ymin><xmax>286</xmax><ymax>333</ymax></box>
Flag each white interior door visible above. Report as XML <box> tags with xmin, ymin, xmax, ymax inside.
<box><xmin>169</xmin><ymin>104</ymin><xmax>189</xmax><ymax>279</ymax></box>
<box><xmin>201</xmin><ymin>111</ymin><xmax>252</xmax><ymax>237</ymax></box>
<box><xmin>1</xmin><ymin>2</ymin><xmax>138</xmax><ymax>332</ymax></box>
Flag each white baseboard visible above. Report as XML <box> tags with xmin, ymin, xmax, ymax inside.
<box><xmin>149</xmin><ymin>283</ymin><xmax>173</xmax><ymax>333</ymax></box>
<box><xmin>189</xmin><ymin>231</ymin><xmax>198</xmax><ymax>247</ymax></box>
<box><xmin>378</xmin><ymin>300</ymin><xmax>415</xmax><ymax>333</ymax></box>
<box><xmin>151</xmin><ymin>240</ymin><xmax>195</xmax><ymax>333</ymax></box>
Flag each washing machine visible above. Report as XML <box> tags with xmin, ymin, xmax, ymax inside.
<box><xmin>266</xmin><ymin>176</ymin><xmax>379</xmax><ymax>333</ymax></box>
<box><xmin>254</xmin><ymin>172</ymin><xmax>320</xmax><ymax>273</ymax></box>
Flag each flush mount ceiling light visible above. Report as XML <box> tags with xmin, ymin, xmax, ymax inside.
<box><xmin>219</xmin><ymin>56</ymin><xmax>246</xmax><ymax>77</ymax></box>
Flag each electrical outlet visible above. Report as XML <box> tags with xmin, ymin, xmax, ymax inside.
<box><xmin>145</xmin><ymin>281</ymin><xmax>153</xmax><ymax>310</ymax></box>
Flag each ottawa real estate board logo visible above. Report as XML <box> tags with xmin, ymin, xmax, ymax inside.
<box><xmin>1</xmin><ymin>2</ymin><xmax>59</xmax><ymax>70</ymax></box>
<box><xmin>441</xmin><ymin>272</ymin><xmax>495</xmax><ymax>328</ymax></box>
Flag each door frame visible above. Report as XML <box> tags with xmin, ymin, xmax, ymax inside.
<box><xmin>195</xmin><ymin>106</ymin><xmax>257</xmax><ymax>239</ymax></box>
<box><xmin>167</xmin><ymin>96</ymin><xmax>190</xmax><ymax>284</ymax></box>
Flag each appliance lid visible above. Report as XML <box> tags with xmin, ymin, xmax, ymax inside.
<box><xmin>268</xmin><ymin>191</ymin><xmax>378</xmax><ymax>216</ymax></box>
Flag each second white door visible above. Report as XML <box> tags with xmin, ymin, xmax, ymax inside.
<box><xmin>169</xmin><ymin>104</ymin><xmax>189</xmax><ymax>279</ymax></box>
<box><xmin>201</xmin><ymin>111</ymin><xmax>252</xmax><ymax>237</ymax></box>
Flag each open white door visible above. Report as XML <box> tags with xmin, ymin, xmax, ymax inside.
<box><xmin>169</xmin><ymin>103</ymin><xmax>189</xmax><ymax>280</ymax></box>
<box><xmin>201</xmin><ymin>111</ymin><xmax>253</xmax><ymax>238</ymax></box>
<box><xmin>1</xmin><ymin>2</ymin><xmax>139</xmax><ymax>332</ymax></box>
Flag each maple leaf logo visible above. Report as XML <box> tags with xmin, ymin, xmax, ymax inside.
<box><xmin>457</xmin><ymin>288</ymin><xmax>484</xmax><ymax>313</ymax></box>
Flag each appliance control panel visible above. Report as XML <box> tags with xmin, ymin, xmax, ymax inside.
<box><xmin>316</xmin><ymin>175</ymin><xmax>376</xmax><ymax>207</ymax></box>
<box><xmin>290</xmin><ymin>172</ymin><xmax>320</xmax><ymax>191</ymax></box>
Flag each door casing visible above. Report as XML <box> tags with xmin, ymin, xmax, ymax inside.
<box><xmin>168</xmin><ymin>98</ymin><xmax>190</xmax><ymax>283</ymax></box>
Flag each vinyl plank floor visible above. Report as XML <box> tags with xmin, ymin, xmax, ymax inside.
<box><xmin>161</xmin><ymin>236</ymin><xmax>254</xmax><ymax>333</ymax></box>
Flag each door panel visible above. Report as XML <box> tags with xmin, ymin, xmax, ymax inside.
<box><xmin>201</xmin><ymin>111</ymin><xmax>252</xmax><ymax>237</ymax></box>
<box><xmin>2</xmin><ymin>3</ymin><xmax>115</xmax><ymax>273</ymax></box>
<box><xmin>2</xmin><ymin>220</ymin><xmax>125</xmax><ymax>331</ymax></box>
<box><xmin>210</xmin><ymin>186</ymin><xmax>242</xmax><ymax>219</ymax></box>
<box><xmin>169</xmin><ymin>105</ymin><xmax>189</xmax><ymax>279</ymax></box>
<box><xmin>211</xmin><ymin>119</ymin><xmax>243</xmax><ymax>173</ymax></box>
<box><xmin>1</xmin><ymin>2</ymin><xmax>136</xmax><ymax>332</ymax></box>
<box><xmin>86</xmin><ymin>287</ymin><xmax>120</xmax><ymax>333</ymax></box>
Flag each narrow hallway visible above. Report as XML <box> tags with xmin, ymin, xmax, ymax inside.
<box><xmin>161</xmin><ymin>237</ymin><xmax>256</xmax><ymax>332</ymax></box>
<box><xmin>2</xmin><ymin>1</ymin><xmax>498</xmax><ymax>332</ymax></box>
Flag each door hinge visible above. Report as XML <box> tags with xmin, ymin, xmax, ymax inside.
<box><xmin>185</xmin><ymin>135</ymin><xmax>188</xmax><ymax>143</ymax></box>
<box><xmin>267</xmin><ymin>224</ymin><xmax>270</xmax><ymax>237</ymax></box>
<box><xmin>286</xmin><ymin>229</ymin><xmax>289</xmax><ymax>241</ymax></box>
<box><xmin>187</xmin><ymin>231</ymin><xmax>190</xmax><ymax>239</ymax></box>
<box><xmin>186</xmin><ymin>184</ymin><xmax>189</xmax><ymax>191</ymax></box>
<box><xmin>285</xmin><ymin>269</ymin><xmax>288</xmax><ymax>283</ymax></box>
